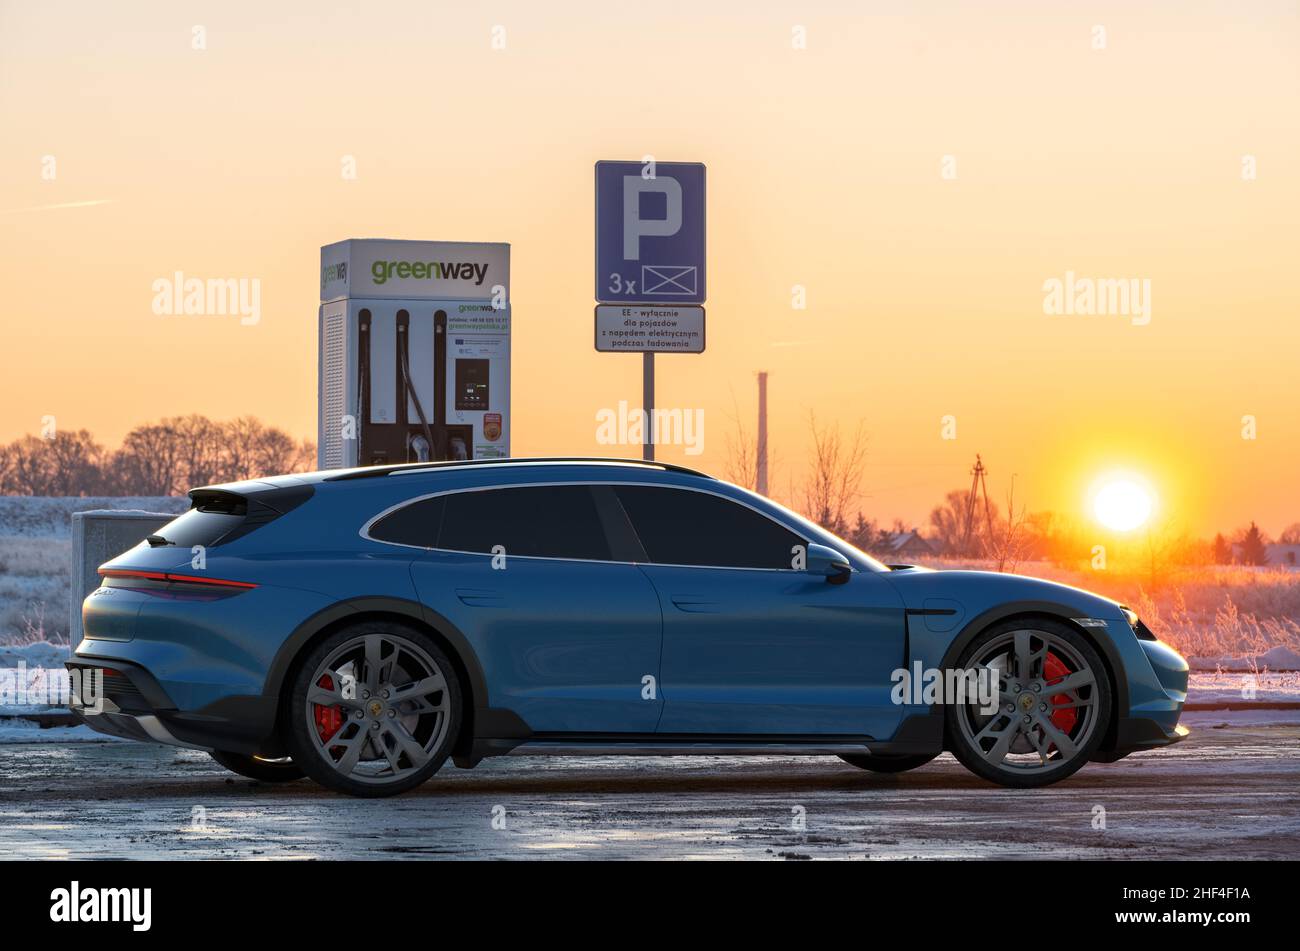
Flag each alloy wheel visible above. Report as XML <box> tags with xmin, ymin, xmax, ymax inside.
<box><xmin>304</xmin><ymin>632</ymin><xmax>452</xmax><ymax>786</ymax></box>
<box><xmin>955</xmin><ymin>628</ymin><xmax>1102</xmax><ymax>776</ymax></box>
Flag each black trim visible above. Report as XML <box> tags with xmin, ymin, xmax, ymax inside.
<box><xmin>528</xmin><ymin>731</ymin><xmax>877</xmax><ymax>744</ymax></box>
<box><xmin>1092</xmin><ymin>716</ymin><xmax>1186</xmax><ymax>761</ymax></box>
<box><xmin>904</xmin><ymin>607</ymin><xmax>958</xmax><ymax>616</ymax></box>
<box><xmin>66</xmin><ymin>657</ymin><xmax>176</xmax><ymax>712</ymax></box>
<box><xmin>590</xmin><ymin>484</ymin><xmax>649</xmax><ymax>562</ymax></box>
<box><xmin>433</xmin><ymin>309</ymin><xmax>447</xmax><ymax>459</ymax></box>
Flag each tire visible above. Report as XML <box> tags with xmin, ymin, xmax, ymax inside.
<box><xmin>209</xmin><ymin>750</ymin><xmax>305</xmax><ymax>783</ymax></box>
<box><xmin>838</xmin><ymin>752</ymin><xmax>938</xmax><ymax>773</ymax></box>
<box><xmin>945</xmin><ymin>618</ymin><xmax>1111</xmax><ymax>788</ymax></box>
<box><xmin>284</xmin><ymin>621</ymin><xmax>462</xmax><ymax>797</ymax></box>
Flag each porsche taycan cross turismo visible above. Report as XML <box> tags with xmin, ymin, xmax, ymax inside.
<box><xmin>69</xmin><ymin>458</ymin><xmax>1189</xmax><ymax>796</ymax></box>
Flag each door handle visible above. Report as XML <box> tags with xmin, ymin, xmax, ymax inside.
<box><xmin>455</xmin><ymin>587</ymin><xmax>503</xmax><ymax>607</ymax></box>
<box><xmin>669</xmin><ymin>596</ymin><xmax>721</xmax><ymax>614</ymax></box>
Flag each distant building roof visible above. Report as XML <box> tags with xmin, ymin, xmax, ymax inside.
<box><xmin>1229</xmin><ymin>541</ymin><xmax>1300</xmax><ymax>566</ymax></box>
<box><xmin>886</xmin><ymin>530</ymin><xmax>934</xmax><ymax>555</ymax></box>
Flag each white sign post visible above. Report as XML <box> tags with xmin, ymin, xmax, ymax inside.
<box><xmin>595</xmin><ymin>161</ymin><xmax>707</xmax><ymax>461</ymax></box>
<box><xmin>594</xmin><ymin>305</ymin><xmax>705</xmax><ymax>353</ymax></box>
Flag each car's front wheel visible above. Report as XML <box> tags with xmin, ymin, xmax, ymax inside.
<box><xmin>285</xmin><ymin>622</ymin><xmax>461</xmax><ymax>797</ymax></box>
<box><xmin>945</xmin><ymin>618</ymin><xmax>1111</xmax><ymax>788</ymax></box>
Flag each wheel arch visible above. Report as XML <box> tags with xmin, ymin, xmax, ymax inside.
<box><xmin>263</xmin><ymin>596</ymin><xmax>490</xmax><ymax>759</ymax></box>
<box><xmin>934</xmin><ymin>601</ymin><xmax>1129</xmax><ymax>752</ymax></box>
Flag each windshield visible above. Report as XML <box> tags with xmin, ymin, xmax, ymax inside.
<box><xmin>737</xmin><ymin>491</ymin><xmax>889</xmax><ymax>572</ymax></box>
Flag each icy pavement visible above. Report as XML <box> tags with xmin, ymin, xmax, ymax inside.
<box><xmin>0</xmin><ymin>717</ymin><xmax>1297</xmax><ymax>860</ymax></box>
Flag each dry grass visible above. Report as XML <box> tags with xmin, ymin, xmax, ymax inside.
<box><xmin>0</xmin><ymin>536</ymin><xmax>72</xmax><ymax>643</ymax></box>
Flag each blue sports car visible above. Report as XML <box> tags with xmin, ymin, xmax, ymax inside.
<box><xmin>69</xmin><ymin>458</ymin><xmax>1189</xmax><ymax>796</ymax></box>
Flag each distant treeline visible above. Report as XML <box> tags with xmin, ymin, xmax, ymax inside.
<box><xmin>0</xmin><ymin>415</ymin><xmax>315</xmax><ymax>496</ymax></box>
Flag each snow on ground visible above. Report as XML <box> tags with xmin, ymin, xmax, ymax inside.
<box><xmin>1183</xmin><ymin>670</ymin><xmax>1300</xmax><ymax>707</ymax></box>
<box><xmin>0</xmin><ymin>496</ymin><xmax>186</xmax><ymax>538</ymax></box>
<box><xmin>0</xmin><ymin>641</ymin><xmax>72</xmax><ymax>716</ymax></box>
<box><xmin>1182</xmin><ymin>708</ymin><xmax>1300</xmax><ymax>728</ymax></box>
<box><xmin>1189</xmin><ymin>645</ymin><xmax>1300</xmax><ymax>671</ymax></box>
<box><xmin>0</xmin><ymin>719</ymin><xmax>122</xmax><ymax>743</ymax></box>
<box><xmin>0</xmin><ymin>496</ymin><xmax>185</xmax><ymax>642</ymax></box>
<box><xmin>0</xmin><ymin>641</ymin><xmax>69</xmax><ymax>669</ymax></box>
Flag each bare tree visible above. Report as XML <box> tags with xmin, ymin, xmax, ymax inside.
<box><xmin>799</xmin><ymin>412</ymin><xmax>868</xmax><ymax>536</ymax></box>
<box><xmin>0</xmin><ymin>432</ymin><xmax>102</xmax><ymax>495</ymax></box>
<box><xmin>290</xmin><ymin>438</ymin><xmax>317</xmax><ymax>473</ymax></box>
<box><xmin>112</xmin><ymin>423</ymin><xmax>184</xmax><ymax>495</ymax></box>
<box><xmin>930</xmin><ymin>489</ymin><xmax>1000</xmax><ymax>556</ymax></box>
<box><xmin>1</xmin><ymin>415</ymin><xmax>324</xmax><ymax>497</ymax></box>
<box><xmin>2</xmin><ymin>435</ymin><xmax>53</xmax><ymax>495</ymax></box>
<box><xmin>168</xmin><ymin>414</ymin><xmax>224</xmax><ymax>488</ymax></box>
<box><xmin>721</xmin><ymin>390</ymin><xmax>759</xmax><ymax>491</ymax></box>
<box><xmin>985</xmin><ymin>477</ymin><xmax>1029</xmax><ymax>572</ymax></box>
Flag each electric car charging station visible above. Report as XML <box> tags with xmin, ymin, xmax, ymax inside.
<box><xmin>317</xmin><ymin>238</ymin><xmax>510</xmax><ymax>469</ymax></box>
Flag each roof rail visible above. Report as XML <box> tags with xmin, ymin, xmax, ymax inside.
<box><xmin>323</xmin><ymin>456</ymin><xmax>715</xmax><ymax>482</ymax></box>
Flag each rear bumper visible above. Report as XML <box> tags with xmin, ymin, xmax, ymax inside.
<box><xmin>66</xmin><ymin>656</ymin><xmax>280</xmax><ymax>756</ymax></box>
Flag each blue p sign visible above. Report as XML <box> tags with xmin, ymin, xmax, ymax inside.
<box><xmin>596</xmin><ymin>161</ymin><xmax>705</xmax><ymax>304</ymax></box>
<box><xmin>623</xmin><ymin>175</ymin><xmax>682</xmax><ymax>259</ymax></box>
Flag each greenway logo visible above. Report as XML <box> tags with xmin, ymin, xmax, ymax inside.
<box><xmin>320</xmin><ymin>261</ymin><xmax>347</xmax><ymax>292</ymax></box>
<box><xmin>371</xmin><ymin>258</ymin><xmax>489</xmax><ymax>286</ymax></box>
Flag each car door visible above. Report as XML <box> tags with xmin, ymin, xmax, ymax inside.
<box><xmin>611</xmin><ymin>484</ymin><xmax>907</xmax><ymax>738</ymax></box>
<box><xmin>387</xmin><ymin>484</ymin><xmax>663</xmax><ymax>734</ymax></box>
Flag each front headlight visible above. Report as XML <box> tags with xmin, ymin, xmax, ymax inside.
<box><xmin>1119</xmin><ymin>606</ymin><xmax>1158</xmax><ymax>640</ymax></box>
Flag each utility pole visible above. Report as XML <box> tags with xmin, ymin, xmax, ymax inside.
<box><xmin>756</xmin><ymin>371</ymin><xmax>768</xmax><ymax>496</ymax></box>
<box><xmin>960</xmin><ymin>453</ymin><xmax>994</xmax><ymax>555</ymax></box>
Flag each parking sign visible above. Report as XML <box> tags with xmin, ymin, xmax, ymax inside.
<box><xmin>595</xmin><ymin>161</ymin><xmax>706</xmax><ymax>304</ymax></box>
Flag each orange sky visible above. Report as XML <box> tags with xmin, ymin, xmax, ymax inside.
<box><xmin>1</xmin><ymin>1</ymin><xmax>1297</xmax><ymax>537</ymax></box>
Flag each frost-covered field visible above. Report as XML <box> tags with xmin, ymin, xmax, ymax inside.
<box><xmin>0</xmin><ymin>496</ymin><xmax>185</xmax><ymax>643</ymax></box>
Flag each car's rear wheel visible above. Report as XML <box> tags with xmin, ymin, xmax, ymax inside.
<box><xmin>838</xmin><ymin>752</ymin><xmax>938</xmax><ymax>773</ymax></box>
<box><xmin>945</xmin><ymin>618</ymin><xmax>1111</xmax><ymax>788</ymax></box>
<box><xmin>209</xmin><ymin>750</ymin><xmax>305</xmax><ymax>783</ymax></box>
<box><xmin>285</xmin><ymin>622</ymin><xmax>461</xmax><ymax>797</ymax></box>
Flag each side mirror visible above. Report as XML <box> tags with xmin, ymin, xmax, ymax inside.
<box><xmin>806</xmin><ymin>543</ymin><xmax>852</xmax><ymax>584</ymax></box>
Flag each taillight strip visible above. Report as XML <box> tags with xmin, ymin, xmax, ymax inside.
<box><xmin>98</xmin><ymin>568</ymin><xmax>258</xmax><ymax>589</ymax></box>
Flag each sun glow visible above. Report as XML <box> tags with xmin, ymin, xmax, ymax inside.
<box><xmin>1091</xmin><ymin>477</ymin><xmax>1155</xmax><ymax>532</ymax></box>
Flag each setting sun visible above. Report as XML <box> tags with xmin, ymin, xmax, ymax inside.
<box><xmin>1092</xmin><ymin>478</ymin><xmax>1155</xmax><ymax>532</ymax></box>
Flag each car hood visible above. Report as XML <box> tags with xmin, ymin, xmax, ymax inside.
<box><xmin>881</xmin><ymin>566</ymin><xmax>1124</xmax><ymax>620</ymax></box>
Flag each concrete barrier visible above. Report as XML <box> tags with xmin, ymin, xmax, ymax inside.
<box><xmin>69</xmin><ymin>510</ymin><xmax>177</xmax><ymax>645</ymax></box>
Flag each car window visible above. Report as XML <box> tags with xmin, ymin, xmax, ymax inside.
<box><xmin>613</xmin><ymin>485</ymin><xmax>804</xmax><ymax>569</ymax></box>
<box><xmin>369</xmin><ymin>496</ymin><xmax>446</xmax><ymax>548</ymax></box>
<box><xmin>437</xmin><ymin>485</ymin><xmax>612</xmax><ymax>560</ymax></box>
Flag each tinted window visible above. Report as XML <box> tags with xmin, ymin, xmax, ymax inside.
<box><xmin>614</xmin><ymin>486</ymin><xmax>803</xmax><ymax>569</ymax></box>
<box><xmin>437</xmin><ymin>485</ymin><xmax>611</xmax><ymax>560</ymax></box>
<box><xmin>153</xmin><ymin>509</ymin><xmax>244</xmax><ymax>547</ymax></box>
<box><xmin>369</xmin><ymin>496</ymin><xmax>446</xmax><ymax>548</ymax></box>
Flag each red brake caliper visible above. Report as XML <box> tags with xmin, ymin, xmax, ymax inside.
<box><xmin>314</xmin><ymin>673</ymin><xmax>344</xmax><ymax>742</ymax></box>
<box><xmin>1042</xmin><ymin>652</ymin><xmax>1078</xmax><ymax>734</ymax></box>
